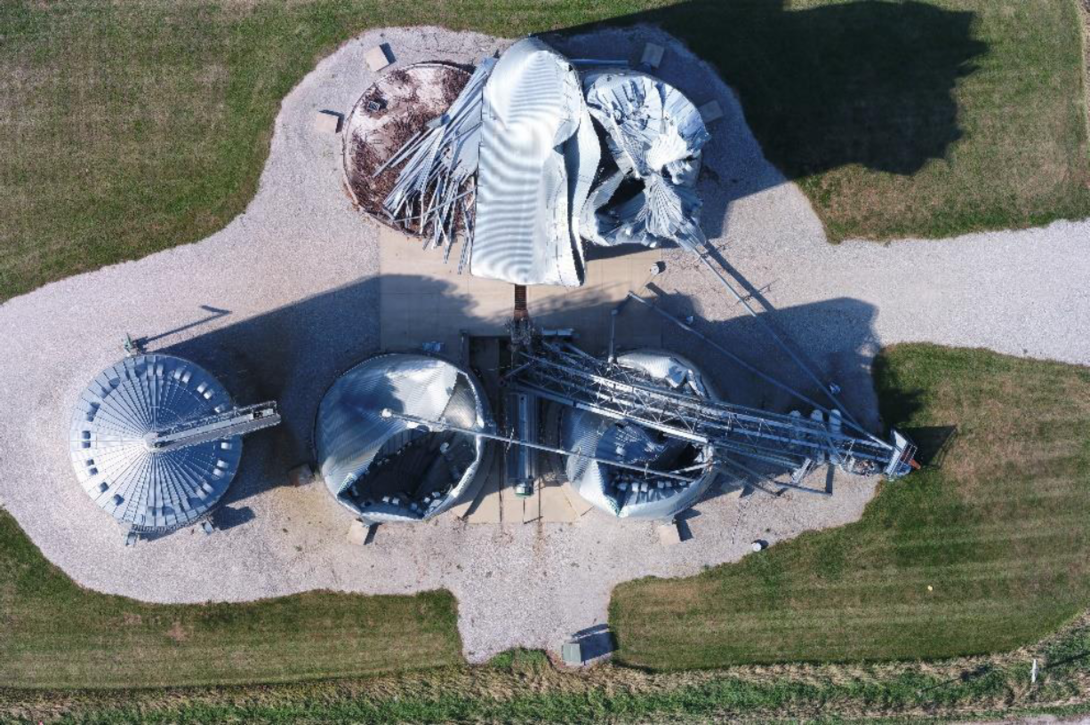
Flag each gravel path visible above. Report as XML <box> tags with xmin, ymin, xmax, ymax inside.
<box><xmin>0</xmin><ymin>26</ymin><xmax>1087</xmax><ymax>664</ymax></box>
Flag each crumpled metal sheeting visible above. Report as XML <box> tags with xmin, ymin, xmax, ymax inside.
<box><xmin>618</xmin><ymin>349</ymin><xmax>714</xmax><ymax>398</ymax></box>
<box><xmin>471</xmin><ymin>38</ymin><xmax>600</xmax><ymax>286</ymax></box>
<box><xmin>559</xmin><ymin>350</ymin><xmax>718</xmax><ymax>520</ymax></box>
<box><xmin>314</xmin><ymin>354</ymin><xmax>491</xmax><ymax>523</ymax></box>
<box><xmin>380</xmin><ymin>58</ymin><xmax>496</xmax><ymax>266</ymax></box>
<box><xmin>581</xmin><ymin>70</ymin><xmax>710</xmax><ymax>251</ymax></box>
<box><xmin>583</xmin><ymin>69</ymin><xmax>709</xmax><ymax>178</ymax></box>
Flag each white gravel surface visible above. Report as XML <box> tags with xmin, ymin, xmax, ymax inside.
<box><xmin>0</xmin><ymin>25</ymin><xmax>1087</xmax><ymax>664</ymax></box>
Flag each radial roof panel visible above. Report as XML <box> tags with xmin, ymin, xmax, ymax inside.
<box><xmin>69</xmin><ymin>354</ymin><xmax>242</xmax><ymax>533</ymax></box>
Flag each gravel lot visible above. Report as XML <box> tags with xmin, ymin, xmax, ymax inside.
<box><xmin>0</xmin><ymin>26</ymin><xmax>1087</xmax><ymax>664</ymax></box>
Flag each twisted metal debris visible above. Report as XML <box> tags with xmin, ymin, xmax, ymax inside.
<box><xmin>314</xmin><ymin>354</ymin><xmax>492</xmax><ymax>523</ymax></box>
<box><xmin>377</xmin><ymin>59</ymin><xmax>495</xmax><ymax>271</ymax></box>
<box><xmin>372</xmin><ymin>38</ymin><xmax>711</xmax><ymax>285</ymax></box>
<box><xmin>581</xmin><ymin>70</ymin><xmax>710</xmax><ymax>251</ymax></box>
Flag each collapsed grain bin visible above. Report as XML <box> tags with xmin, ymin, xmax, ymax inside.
<box><xmin>314</xmin><ymin>353</ymin><xmax>492</xmax><ymax>522</ymax></box>
<box><xmin>342</xmin><ymin>62</ymin><xmax>474</xmax><ymax>238</ymax></box>
<box><xmin>69</xmin><ymin>354</ymin><xmax>280</xmax><ymax>543</ymax></box>
<box><xmin>344</xmin><ymin>37</ymin><xmax>712</xmax><ymax>284</ymax></box>
<box><xmin>512</xmin><ymin>332</ymin><xmax>918</xmax><ymax>520</ymax></box>
<box><xmin>552</xmin><ymin>350</ymin><xmax>719</xmax><ymax>519</ymax></box>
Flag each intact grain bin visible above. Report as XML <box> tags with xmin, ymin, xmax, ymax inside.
<box><xmin>69</xmin><ymin>354</ymin><xmax>245</xmax><ymax>537</ymax></box>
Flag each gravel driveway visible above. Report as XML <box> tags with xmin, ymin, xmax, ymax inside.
<box><xmin>0</xmin><ymin>26</ymin><xmax>1086</xmax><ymax>663</ymax></box>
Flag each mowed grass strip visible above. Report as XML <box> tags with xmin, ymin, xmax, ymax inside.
<box><xmin>610</xmin><ymin>345</ymin><xmax>1090</xmax><ymax>669</ymax></box>
<box><xmin>2</xmin><ymin>0</ymin><xmax>1089</xmax><ymax>301</ymax></box>
<box><xmin>0</xmin><ymin>509</ymin><xmax>462</xmax><ymax>689</ymax></box>
<box><xmin>8</xmin><ymin>620</ymin><xmax>1090</xmax><ymax>722</ymax></box>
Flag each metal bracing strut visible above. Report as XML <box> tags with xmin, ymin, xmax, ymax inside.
<box><xmin>142</xmin><ymin>402</ymin><xmax>282</xmax><ymax>453</ymax></box>
<box><xmin>381</xmin><ymin>408</ymin><xmax>705</xmax><ymax>484</ymax></box>
<box><xmin>690</xmin><ymin>246</ymin><xmax>869</xmax><ymax>433</ymax></box>
<box><xmin>625</xmin><ymin>292</ymin><xmax>887</xmax><ymax>447</ymax></box>
<box><xmin>511</xmin><ymin>342</ymin><xmax>915</xmax><ymax>479</ymax></box>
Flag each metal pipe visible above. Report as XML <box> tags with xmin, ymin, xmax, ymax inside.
<box><xmin>716</xmin><ymin>457</ymin><xmax>832</xmax><ymax>496</ymax></box>
<box><xmin>381</xmin><ymin>409</ymin><xmax>703</xmax><ymax>483</ymax></box>
<box><xmin>625</xmin><ymin>292</ymin><xmax>889</xmax><ymax>449</ymax></box>
<box><xmin>691</xmin><ymin>249</ymin><xmax>868</xmax><ymax>432</ymax></box>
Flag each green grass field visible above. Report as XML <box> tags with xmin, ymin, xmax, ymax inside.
<box><xmin>0</xmin><ymin>507</ymin><xmax>462</xmax><ymax>689</ymax></box>
<box><xmin>5</xmin><ymin>619</ymin><xmax>1090</xmax><ymax>722</ymax></box>
<box><xmin>1</xmin><ymin>0</ymin><xmax>1088</xmax><ymax>301</ymax></box>
<box><xmin>611</xmin><ymin>345</ymin><xmax>1090</xmax><ymax>669</ymax></box>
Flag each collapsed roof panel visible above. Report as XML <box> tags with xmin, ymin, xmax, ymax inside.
<box><xmin>343</xmin><ymin>63</ymin><xmax>473</xmax><ymax>240</ymax></box>
<box><xmin>556</xmin><ymin>350</ymin><xmax>719</xmax><ymax>520</ymax></box>
<box><xmin>314</xmin><ymin>354</ymin><xmax>492</xmax><ymax>523</ymax></box>
<box><xmin>350</xmin><ymin>40</ymin><xmax>714</xmax><ymax>285</ymax></box>
<box><xmin>379</xmin><ymin>60</ymin><xmax>495</xmax><ymax>262</ymax></box>
<box><xmin>470</xmin><ymin>38</ymin><xmax>600</xmax><ymax>286</ymax></box>
<box><xmin>581</xmin><ymin>70</ymin><xmax>710</xmax><ymax>251</ymax></box>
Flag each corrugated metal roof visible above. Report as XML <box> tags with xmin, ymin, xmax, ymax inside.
<box><xmin>471</xmin><ymin>38</ymin><xmax>600</xmax><ymax>286</ymax></box>
<box><xmin>69</xmin><ymin>354</ymin><xmax>241</xmax><ymax>533</ymax></box>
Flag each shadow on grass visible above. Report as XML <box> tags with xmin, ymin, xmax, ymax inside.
<box><xmin>560</xmin><ymin>0</ymin><xmax>986</xmax><ymax>180</ymax></box>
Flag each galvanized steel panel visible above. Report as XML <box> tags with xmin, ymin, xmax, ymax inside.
<box><xmin>471</xmin><ymin>38</ymin><xmax>600</xmax><ymax>286</ymax></box>
<box><xmin>69</xmin><ymin>354</ymin><xmax>242</xmax><ymax>533</ymax></box>
<box><xmin>314</xmin><ymin>354</ymin><xmax>492</xmax><ymax>523</ymax></box>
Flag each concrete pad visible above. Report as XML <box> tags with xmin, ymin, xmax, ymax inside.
<box><xmin>346</xmin><ymin>520</ymin><xmax>369</xmax><ymax>546</ymax></box>
<box><xmin>699</xmin><ymin>100</ymin><xmax>723</xmax><ymax>124</ymax></box>
<box><xmin>561</xmin><ymin>481</ymin><xmax>595</xmax><ymax>517</ymax></box>
<box><xmin>561</xmin><ymin>641</ymin><xmax>583</xmax><ymax>666</ymax></box>
<box><xmin>314</xmin><ymin>110</ymin><xmax>341</xmax><ymax>133</ymax></box>
<box><xmin>522</xmin><ymin>483</ymin><xmax>542</xmax><ymax>523</ymax></box>
<box><xmin>379</xmin><ymin>228</ymin><xmax>514</xmax><ymax>352</ymax></box>
<box><xmin>658</xmin><ymin>521</ymin><xmax>682</xmax><ymax>546</ymax></box>
<box><xmin>378</xmin><ymin>226</ymin><xmax>663</xmax><ymax>354</ymax></box>
<box><xmin>540</xmin><ymin>483</ymin><xmax>577</xmax><ymax>523</ymax></box>
<box><xmin>500</xmin><ymin>480</ymin><xmax>524</xmax><ymax>524</ymax></box>
<box><xmin>640</xmin><ymin>42</ymin><xmax>664</xmax><ymax>69</ymax></box>
<box><xmin>364</xmin><ymin>44</ymin><xmax>392</xmax><ymax>72</ymax></box>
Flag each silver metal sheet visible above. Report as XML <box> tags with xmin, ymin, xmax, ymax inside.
<box><xmin>314</xmin><ymin>354</ymin><xmax>492</xmax><ymax>523</ymax></box>
<box><xmin>471</xmin><ymin>38</ymin><xmax>600</xmax><ymax>286</ymax></box>
<box><xmin>379</xmin><ymin>59</ymin><xmax>495</xmax><ymax>261</ymax></box>
<box><xmin>581</xmin><ymin>70</ymin><xmax>710</xmax><ymax>251</ymax></box>
<box><xmin>69</xmin><ymin>354</ymin><xmax>242</xmax><ymax>533</ymax></box>
<box><xmin>558</xmin><ymin>349</ymin><xmax>718</xmax><ymax>520</ymax></box>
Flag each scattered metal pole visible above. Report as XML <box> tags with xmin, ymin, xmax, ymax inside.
<box><xmin>690</xmin><ymin>248</ymin><xmax>866</xmax><ymax>432</ymax></box>
<box><xmin>716</xmin><ymin>457</ymin><xmax>831</xmax><ymax>497</ymax></box>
